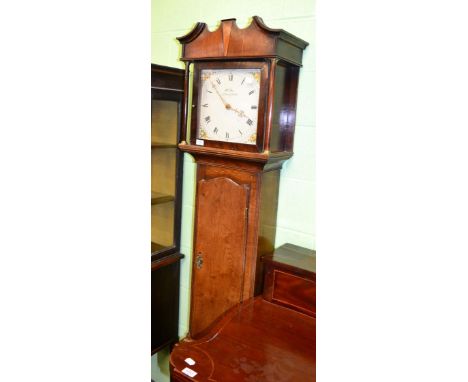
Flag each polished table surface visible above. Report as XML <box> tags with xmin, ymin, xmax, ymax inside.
<box><xmin>170</xmin><ymin>297</ymin><xmax>316</xmax><ymax>381</ymax></box>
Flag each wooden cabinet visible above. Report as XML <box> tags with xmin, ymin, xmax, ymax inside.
<box><xmin>151</xmin><ymin>64</ymin><xmax>184</xmax><ymax>354</ymax></box>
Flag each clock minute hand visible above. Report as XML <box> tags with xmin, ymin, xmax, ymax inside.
<box><xmin>210</xmin><ymin>81</ymin><xmax>253</xmax><ymax>120</ymax></box>
<box><xmin>210</xmin><ymin>81</ymin><xmax>231</xmax><ymax>109</ymax></box>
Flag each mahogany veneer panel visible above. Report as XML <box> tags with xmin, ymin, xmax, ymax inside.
<box><xmin>170</xmin><ymin>297</ymin><xmax>316</xmax><ymax>382</ymax></box>
<box><xmin>263</xmin><ymin>243</ymin><xmax>316</xmax><ymax>317</ymax></box>
<box><xmin>271</xmin><ymin>270</ymin><xmax>316</xmax><ymax>317</ymax></box>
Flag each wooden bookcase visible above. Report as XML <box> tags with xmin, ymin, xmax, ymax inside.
<box><xmin>151</xmin><ymin>64</ymin><xmax>184</xmax><ymax>354</ymax></box>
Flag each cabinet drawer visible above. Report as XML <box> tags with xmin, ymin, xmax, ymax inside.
<box><xmin>271</xmin><ymin>270</ymin><xmax>315</xmax><ymax>317</ymax></box>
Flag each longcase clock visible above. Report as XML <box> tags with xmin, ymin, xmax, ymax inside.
<box><xmin>177</xmin><ymin>16</ymin><xmax>308</xmax><ymax>338</ymax></box>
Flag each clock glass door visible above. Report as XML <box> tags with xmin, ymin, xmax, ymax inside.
<box><xmin>197</xmin><ymin>68</ymin><xmax>260</xmax><ymax>145</ymax></box>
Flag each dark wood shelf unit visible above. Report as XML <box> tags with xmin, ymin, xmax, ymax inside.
<box><xmin>152</xmin><ymin>252</ymin><xmax>184</xmax><ymax>355</ymax></box>
<box><xmin>151</xmin><ymin>63</ymin><xmax>185</xmax><ymax>355</ymax></box>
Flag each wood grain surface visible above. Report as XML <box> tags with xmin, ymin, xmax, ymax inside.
<box><xmin>171</xmin><ymin>297</ymin><xmax>315</xmax><ymax>382</ymax></box>
<box><xmin>189</xmin><ymin>177</ymin><xmax>250</xmax><ymax>337</ymax></box>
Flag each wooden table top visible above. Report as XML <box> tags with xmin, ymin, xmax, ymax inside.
<box><xmin>170</xmin><ymin>297</ymin><xmax>316</xmax><ymax>381</ymax></box>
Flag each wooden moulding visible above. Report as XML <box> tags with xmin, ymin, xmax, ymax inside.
<box><xmin>151</xmin><ymin>64</ymin><xmax>184</xmax><ymax>90</ymax></box>
<box><xmin>151</xmin><ymin>142</ymin><xmax>177</xmax><ymax>149</ymax></box>
<box><xmin>151</xmin><ymin>252</ymin><xmax>184</xmax><ymax>271</ymax></box>
<box><xmin>178</xmin><ymin>142</ymin><xmax>293</xmax><ymax>170</ymax></box>
<box><xmin>177</xmin><ymin>16</ymin><xmax>309</xmax><ymax>66</ymax></box>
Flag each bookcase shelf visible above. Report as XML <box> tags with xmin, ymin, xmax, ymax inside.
<box><xmin>151</xmin><ymin>192</ymin><xmax>175</xmax><ymax>205</ymax></box>
<box><xmin>151</xmin><ymin>141</ymin><xmax>177</xmax><ymax>149</ymax></box>
<box><xmin>151</xmin><ymin>241</ymin><xmax>166</xmax><ymax>253</ymax></box>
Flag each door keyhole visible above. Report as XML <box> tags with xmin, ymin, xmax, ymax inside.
<box><xmin>195</xmin><ymin>253</ymin><xmax>204</xmax><ymax>269</ymax></box>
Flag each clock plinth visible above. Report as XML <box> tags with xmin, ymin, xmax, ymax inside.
<box><xmin>177</xmin><ymin>17</ymin><xmax>308</xmax><ymax>338</ymax></box>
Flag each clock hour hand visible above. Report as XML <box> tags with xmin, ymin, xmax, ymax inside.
<box><xmin>230</xmin><ymin>106</ymin><xmax>253</xmax><ymax>121</ymax></box>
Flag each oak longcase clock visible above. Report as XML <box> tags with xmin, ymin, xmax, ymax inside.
<box><xmin>177</xmin><ymin>16</ymin><xmax>308</xmax><ymax>338</ymax></box>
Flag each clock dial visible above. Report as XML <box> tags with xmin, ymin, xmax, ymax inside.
<box><xmin>198</xmin><ymin>68</ymin><xmax>261</xmax><ymax>145</ymax></box>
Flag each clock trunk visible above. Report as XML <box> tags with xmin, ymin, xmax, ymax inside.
<box><xmin>188</xmin><ymin>157</ymin><xmax>282</xmax><ymax>338</ymax></box>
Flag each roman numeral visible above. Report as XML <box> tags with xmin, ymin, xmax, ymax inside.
<box><xmin>238</xmin><ymin>130</ymin><xmax>243</xmax><ymax>135</ymax></box>
<box><xmin>248</xmin><ymin>90</ymin><xmax>255</xmax><ymax>95</ymax></box>
<box><xmin>205</xmin><ymin>116</ymin><xmax>211</xmax><ymax>123</ymax></box>
<box><xmin>246</xmin><ymin>119</ymin><xmax>253</xmax><ymax>126</ymax></box>
<box><xmin>225</xmin><ymin>132</ymin><xmax>229</xmax><ymax>139</ymax></box>
<box><xmin>229</xmin><ymin>73</ymin><xmax>233</xmax><ymax>81</ymax></box>
<box><xmin>241</xmin><ymin>77</ymin><xmax>245</xmax><ymax>85</ymax></box>
<box><xmin>213</xmin><ymin>127</ymin><xmax>218</xmax><ymax>134</ymax></box>
<box><xmin>207</xmin><ymin>90</ymin><xmax>213</xmax><ymax>93</ymax></box>
<box><xmin>251</xmin><ymin>105</ymin><xmax>257</xmax><ymax>109</ymax></box>
<box><xmin>216</xmin><ymin>78</ymin><xmax>221</xmax><ymax>85</ymax></box>
<box><xmin>202</xmin><ymin>104</ymin><xmax>208</xmax><ymax>107</ymax></box>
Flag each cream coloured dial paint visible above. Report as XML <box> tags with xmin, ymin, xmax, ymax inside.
<box><xmin>197</xmin><ymin>68</ymin><xmax>260</xmax><ymax>145</ymax></box>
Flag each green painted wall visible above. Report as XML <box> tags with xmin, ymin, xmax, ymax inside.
<box><xmin>152</xmin><ymin>1</ymin><xmax>314</xmax><ymax>380</ymax></box>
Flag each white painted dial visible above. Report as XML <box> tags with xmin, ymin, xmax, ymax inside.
<box><xmin>197</xmin><ymin>68</ymin><xmax>260</xmax><ymax>145</ymax></box>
